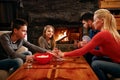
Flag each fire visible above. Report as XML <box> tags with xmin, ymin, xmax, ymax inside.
<box><xmin>55</xmin><ymin>30</ymin><xmax>69</xmax><ymax>42</ymax></box>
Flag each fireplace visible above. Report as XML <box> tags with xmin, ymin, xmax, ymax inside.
<box><xmin>54</xmin><ymin>24</ymin><xmax>83</xmax><ymax>51</ymax></box>
<box><xmin>54</xmin><ymin>24</ymin><xmax>83</xmax><ymax>44</ymax></box>
<box><xmin>28</xmin><ymin>23</ymin><xmax>83</xmax><ymax>51</ymax></box>
<box><xmin>28</xmin><ymin>13</ymin><xmax>83</xmax><ymax>51</ymax></box>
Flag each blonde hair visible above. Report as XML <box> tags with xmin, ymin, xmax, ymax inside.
<box><xmin>43</xmin><ymin>25</ymin><xmax>56</xmax><ymax>49</ymax></box>
<box><xmin>94</xmin><ymin>9</ymin><xmax>120</xmax><ymax>42</ymax></box>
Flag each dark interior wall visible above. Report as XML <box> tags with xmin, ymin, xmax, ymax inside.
<box><xmin>22</xmin><ymin>0</ymin><xmax>99</xmax><ymax>24</ymax></box>
<box><xmin>0</xmin><ymin>0</ymin><xmax>16</xmax><ymax>30</ymax></box>
<box><xmin>0</xmin><ymin>0</ymin><xmax>99</xmax><ymax>29</ymax></box>
<box><xmin>0</xmin><ymin>0</ymin><xmax>23</xmax><ymax>30</ymax></box>
<box><xmin>0</xmin><ymin>0</ymin><xmax>99</xmax><ymax>45</ymax></box>
<box><xmin>23</xmin><ymin>0</ymin><xmax>99</xmax><ymax>45</ymax></box>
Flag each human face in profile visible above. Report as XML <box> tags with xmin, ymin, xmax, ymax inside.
<box><xmin>93</xmin><ymin>14</ymin><xmax>103</xmax><ymax>30</ymax></box>
<box><xmin>82</xmin><ymin>20</ymin><xmax>89</xmax><ymax>29</ymax></box>
<box><xmin>14</xmin><ymin>25</ymin><xmax>27</xmax><ymax>39</ymax></box>
<box><xmin>82</xmin><ymin>20</ymin><xmax>93</xmax><ymax>29</ymax></box>
<box><xmin>45</xmin><ymin>27</ymin><xmax>54</xmax><ymax>39</ymax></box>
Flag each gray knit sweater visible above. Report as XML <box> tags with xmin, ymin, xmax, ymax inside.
<box><xmin>0</xmin><ymin>32</ymin><xmax>47</xmax><ymax>60</ymax></box>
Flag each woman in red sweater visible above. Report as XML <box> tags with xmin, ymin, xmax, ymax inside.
<box><xmin>58</xmin><ymin>9</ymin><xmax>120</xmax><ymax>80</ymax></box>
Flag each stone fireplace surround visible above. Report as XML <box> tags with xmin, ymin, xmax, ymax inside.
<box><xmin>28</xmin><ymin>21</ymin><xmax>83</xmax><ymax>51</ymax></box>
<box><xmin>24</xmin><ymin>0</ymin><xmax>99</xmax><ymax>51</ymax></box>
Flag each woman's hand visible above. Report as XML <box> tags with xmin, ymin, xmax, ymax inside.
<box><xmin>57</xmin><ymin>51</ymin><xmax>64</xmax><ymax>57</ymax></box>
<box><xmin>49</xmin><ymin>48</ymin><xmax>64</xmax><ymax>58</ymax></box>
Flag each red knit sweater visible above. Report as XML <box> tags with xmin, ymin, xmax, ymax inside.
<box><xmin>65</xmin><ymin>31</ymin><xmax>120</xmax><ymax>63</ymax></box>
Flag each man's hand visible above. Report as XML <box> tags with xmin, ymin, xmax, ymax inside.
<box><xmin>78</xmin><ymin>41</ymin><xmax>87</xmax><ymax>47</ymax></box>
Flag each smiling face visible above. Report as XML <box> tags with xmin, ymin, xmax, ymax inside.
<box><xmin>93</xmin><ymin>14</ymin><xmax>103</xmax><ymax>31</ymax></box>
<box><xmin>45</xmin><ymin>26</ymin><xmax>54</xmax><ymax>39</ymax></box>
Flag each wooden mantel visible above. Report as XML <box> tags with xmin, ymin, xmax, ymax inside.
<box><xmin>99</xmin><ymin>0</ymin><xmax>120</xmax><ymax>30</ymax></box>
<box><xmin>99</xmin><ymin>0</ymin><xmax>120</xmax><ymax>9</ymax></box>
<box><xmin>115</xmin><ymin>15</ymin><xmax>120</xmax><ymax>30</ymax></box>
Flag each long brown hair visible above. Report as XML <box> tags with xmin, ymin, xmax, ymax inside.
<box><xmin>43</xmin><ymin>25</ymin><xmax>56</xmax><ymax>49</ymax></box>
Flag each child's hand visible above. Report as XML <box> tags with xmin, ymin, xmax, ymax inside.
<box><xmin>26</xmin><ymin>55</ymin><xmax>34</xmax><ymax>63</ymax></box>
<box><xmin>52</xmin><ymin>48</ymin><xmax>59</xmax><ymax>54</ymax></box>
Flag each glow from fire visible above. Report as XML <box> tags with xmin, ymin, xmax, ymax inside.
<box><xmin>55</xmin><ymin>30</ymin><xmax>69</xmax><ymax>42</ymax></box>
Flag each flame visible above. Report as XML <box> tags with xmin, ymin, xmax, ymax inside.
<box><xmin>55</xmin><ymin>30</ymin><xmax>69</xmax><ymax>41</ymax></box>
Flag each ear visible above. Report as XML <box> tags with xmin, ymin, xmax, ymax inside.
<box><xmin>13</xmin><ymin>28</ymin><xmax>18</xmax><ymax>33</ymax></box>
<box><xmin>101</xmin><ymin>18</ymin><xmax>104</xmax><ymax>24</ymax></box>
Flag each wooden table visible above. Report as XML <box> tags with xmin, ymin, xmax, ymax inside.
<box><xmin>7</xmin><ymin>56</ymin><xmax>98</xmax><ymax>80</ymax></box>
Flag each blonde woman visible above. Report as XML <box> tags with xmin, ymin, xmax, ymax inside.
<box><xmin>38</xmin><ymin>25</ymin><xmax>56</xmax><ymax>50</ymax></box>
<box><xmin>58</xmin><ymin>9</ymin><xmax>120</xmax><ymax>80</ymax></box>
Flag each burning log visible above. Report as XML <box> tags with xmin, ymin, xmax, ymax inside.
<box><xmin>56</xmin><ymin>36</ymin><xmax>67</xmax><ymax>42</ymax></box>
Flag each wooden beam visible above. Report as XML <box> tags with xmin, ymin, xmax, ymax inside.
<box><xmin>100</xmin><ymin>1</ymin><xmax>120</xmax><ymax>8</ymax></box>
<box><xmin>104</xmin><ymin>0</ymin><xmax>120</xmax><ymax>1</ymax></box>
<box><xmin>115</xmin><ymin>16</ymin><xmax>120</xmax><ymax>30</ymax></box>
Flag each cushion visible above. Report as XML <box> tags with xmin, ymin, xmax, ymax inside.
<box><xmin>0</xmin><ymin>70</ymin><xmax>9</xmax><ymax>80</ymax></box>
